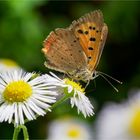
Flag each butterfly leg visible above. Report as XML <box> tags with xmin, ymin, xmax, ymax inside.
<box><xmin>63</xmin><ymin>73</ymin><xmax>66</xmax><ymax>79</ymax></box>
<box><xmin>91</xmin><ymin>71</ymin><xmax>99</xmax><ymax>80</ymax></box>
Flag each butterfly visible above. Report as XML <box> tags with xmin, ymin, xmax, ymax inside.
<box><xmin>42</xmin><ymin>10</ymin><xmax>108</xmax><ymax>83</ymax></box>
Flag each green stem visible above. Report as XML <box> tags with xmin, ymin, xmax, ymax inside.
<box><xmin>50</xmin><ymin>93</ymin><xmax>72</xmax><ymax>109</ymax></box>
<box><xmin>20</xmin><ymin>125</ymin><xmax>29</xmax><ymax>140</ymax></box>
<box><xmin>12</xmin><ymin>125</ymin><xmax>29</xmax><ymax>140</ymax></box>
<box><xmin>12</xmin><ymin>126</ymin><xmax>21</xmax><ymax>140</ymax></box>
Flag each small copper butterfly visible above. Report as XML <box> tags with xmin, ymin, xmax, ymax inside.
<box><xmin>42</xmin><ymin>10</ymin><xmax>108</xmax><ymax>83</ymax></box>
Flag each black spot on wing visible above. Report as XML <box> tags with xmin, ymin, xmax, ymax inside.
<box><xmin>88</xmin><ymin>47</ymin><xmax>94</xmax><ymax>50</ymax></box>
<box><xmin>77</xmin><ymin>29</ymin><xmax>83</xmax><ymax>34</ymax></box>
<box><xmin>88</xmin><ymin>56</ymin><xmax>92</xmax><ymax>60</ymax></box>
<box><xmin>90</xmin><ymin>37</ymin><xmax>96</xmax><ymax>42</ymax></box>
<box><xmin>84</xmin><ymin>31</ymin><xmax>88</xmax><ymax>34</ymax></box>
<box><xmin>89</xmin><ymin>26</ymin><xmax>92</xmax><ymax>29</ymax></box>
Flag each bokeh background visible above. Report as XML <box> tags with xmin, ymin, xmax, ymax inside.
<box><xmin>0</xmin><ymin>0</ymin><xmax>140</xmax><ymax>139</ymax></box>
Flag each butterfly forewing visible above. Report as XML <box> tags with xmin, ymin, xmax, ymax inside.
<box><xmin>94</xmin><ymin>24</ymin><xmax>108</xmax><ymax>70</ymax></box>
<box><xmin>69</xmin><ymin>10</ymin><xmax>108</xmax><ymax>72</ymax></box>
<box><xmin>42</xmin><ymin>28</ymin><xmax>87</xmax><ymax>74</ymax></box>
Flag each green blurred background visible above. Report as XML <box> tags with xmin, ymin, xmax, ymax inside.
<box><xmin>0</xmin><ymin>0</ymin><xmax>140</xmax><ymax>139</ymax></box>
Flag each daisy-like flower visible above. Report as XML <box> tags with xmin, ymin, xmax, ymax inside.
<box><xmin>0</xmin><ymin>58</ymin><xmax>20</xmax><ymax>71</ymax></box>
<box><xmin>95</xmin><ymin>90</ymin><xmax>140</xmax><ymax>140</ymax></box>
<box><xmin>0</xmin><ymin>70</ymin><xmax>57</xmax><ymax>126</ymax></box>
<box><xmin>47</xmin><ymin>116</ymin><xmax>94</xmax><ymax>140</ymax></box>
<box><xmin>44</xmin><ymin>72</ymin><xmax>94</xmax><ymax>118</ymax></box>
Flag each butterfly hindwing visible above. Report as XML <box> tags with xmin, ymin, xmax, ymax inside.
<box><xmin>42</xmin><ymin>28</ymin><xmax>87</xmax><ymax>74</ymax></box>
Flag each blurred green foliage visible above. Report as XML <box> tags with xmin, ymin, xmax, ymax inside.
<box><xmin>0</xmin><ymin>0</ymin><xmax>140</xmax><ymax>139</ymax></box>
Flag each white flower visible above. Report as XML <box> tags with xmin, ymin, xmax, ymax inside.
<box><xmin>70</xmin><ymin>89</ymin><xmax>94</xmax><ymax>118</ymax></box>
<box><xmin>95</xmin><ymin>90</ymin><xmax>140</xmax><ymax>140</ymax></box>
<box><xmin>47</xmin><ymin>117</ymin><xmax>93</xmax><ymax>140</ymax></box>
<box><xmin>0</xmin><ymin>58</ymin><xmax>21</xmax><ymax>72</ymax></box>
<box><xmin>44</xmin><ymin>72</ymin><xmax>94</xmax><ymax>118</ymax></box>
<box><xmin>0</xmin><ymin>70</ymin><xmax>57</xmax><ymax>126</ymax></box>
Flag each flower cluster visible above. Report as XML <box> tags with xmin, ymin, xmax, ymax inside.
<box><xmin>0</xmin><ymin>70</ymin><xmax>94</xmax><ymax>126</ymax></box>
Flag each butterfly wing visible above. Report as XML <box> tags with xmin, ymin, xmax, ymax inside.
<box><xmin>69</xmin><ymin>10</ymin><xmax>108</xmax><ymax>72</ymax></box>
<box><xmin>42</xmin><ymin>28</ymin><xmax>87</xmax><ymax>74</ymax></box>
<box><xmin>94</xmin><ymin>24</ymin><xmax>108</xmax><ymax>69</ymax></box>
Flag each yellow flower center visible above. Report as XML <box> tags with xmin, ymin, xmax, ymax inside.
<box><xmin>64</xmin><ymin>78</ymin><xmax>85</xmax><ymax>93</ymax></box>
<box><xmin>3</xmin><ymin>80</ymin><xmax>32</xmax><ymax>103</ymax></box>
<box><xmin>0</xmin><ymin>59</ymin><xmax>18</xmax><ymax>67</ymax></box>
<box><xmin>67</xmin><ymin>126</ymin><xmax>80</xmax><ymax>138</ymax></box>
<box><xmin>129</xmin><ymin>107</ymin><xmax>140</xmax><ymax>137</ymax></box>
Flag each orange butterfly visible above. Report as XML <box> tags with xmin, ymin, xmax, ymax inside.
<box><xmin>42</xmin><ymin>10</ymin><xmax>108</xmax><ymax>83</ymax></box>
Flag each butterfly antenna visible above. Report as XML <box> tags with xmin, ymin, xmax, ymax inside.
<box><xmin>98</xmin><ymin>71</ymin><xmax>123</xmax><ymax>84</ymax></box>
<box><xmin>93</xmin><ymin>78</ymin><xmax>97</xmax><ymax>89</ymax></box>
<box><xmin>85</xmin><ymin>80</ymin><xmax>90</xmax><ymax>89</ymax></box>
<box><xmin>98</xmin><ymin>73</ymin><xmax>119</xmax><ymax>92</ymax></box>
